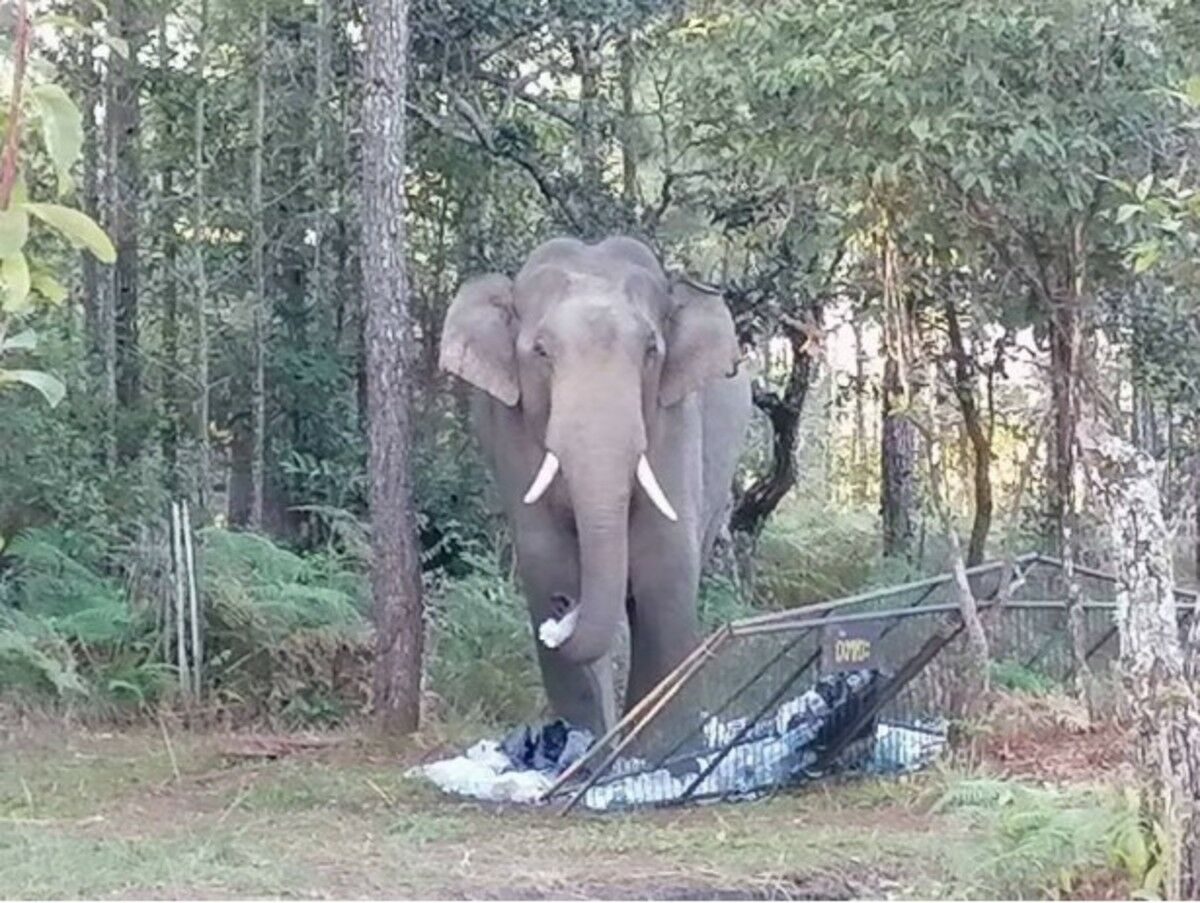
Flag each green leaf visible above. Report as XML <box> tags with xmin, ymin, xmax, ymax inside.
<box><xmin>0</xmin><ymin>207</ymin><xmax>29</xmax><ymax>255</ymax></box>
<box><xmin>1132</xmin><ymin>242</ymin><xmax>1161</xmax><ymax>274</ymax></box>
<box><xmin>1184</xmin><ymin>75</ymin><xmax>1200</xmax><ymax>107</ymax></box>
<box><xmin>25</xmin><ymin>203</ymin><xmax>116</xmax><ymax>263</ymax></box>
<box><xmin>0</xmin><ymin>368</ymin><xmax>66</xmax><ymax>407</ymax></box>
<box><xmin>29</xmin><ymin>85</ymin><xmax>83</xmax><ymax>194</ymax></box>
<box><xmin>31</xmin><ymin>272</ymin><xmax>67</xmax><ymax>304</ymax></box>
<box><xmin>1</xmin><ymin>328</ymin><xmax>37</xmax><ymax>352</ymax></box>
<box><xmin>99</xmin><ymin>32</ymin><xmax>130</xmax><ymax>60</ymax></box>
<box><xmin>1135</xmin><ymin>173</ymin><xmax>1153</xmax><ymax>202</ymax></box>
<box><xmin>2</xmin><ymin>253</ymin><xmax>31</xmax><ymax>312</ymax></box>
<box><xmin>908</xmin><ymin>116</ymin><xmax>930</xmax><ymax>142</ymax></box>
<box><xmin>1115</xmin><ymin>204</ymin><xmax>1141</xmax><ymax>225</ymax></box>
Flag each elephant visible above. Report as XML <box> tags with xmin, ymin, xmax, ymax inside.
<box><xmin>439</xmin><ymin>235</ymin><xmax>751</xmax><ymax>736</ymax></box>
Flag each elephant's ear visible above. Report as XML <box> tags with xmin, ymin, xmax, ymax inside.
<box><xmin>659</xmin><ymin>275</ymin><xmax>739</xmax><ymax>407</ymax></box>
<box><xmin>439</xmin><ymin>274</ymin><xmax>520</xmax><ymax>406</ymax></box>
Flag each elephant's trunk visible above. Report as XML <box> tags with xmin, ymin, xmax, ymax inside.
<box><xmin>555</xmin><ymin>465</ymin><xmax>632</xmax><ymax>664</ymax></box>
<box><xmin>544</xmin><ymin>368</ymin><xmax>644</xmax><ymax>665</ymax></box>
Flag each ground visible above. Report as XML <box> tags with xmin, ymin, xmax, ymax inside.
<box><xmin>0</xmin><ymin>710</ymin><xmax>1132</xmax><ymax>900</ymax></box>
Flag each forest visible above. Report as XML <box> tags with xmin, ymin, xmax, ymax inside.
<box><xmin>2</xmin><ymin>0</ymin><xmax>1200</xmax><ymax>899</ymax></box>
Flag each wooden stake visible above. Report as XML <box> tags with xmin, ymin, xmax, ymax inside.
<box><xmin>541</xmin><ymin>625</ymin><xmax>729</xmax><ymax>801</ymax></box>
<box><xmin>182</xmin><ymin>500</ymin><xmax>201</xmax><ymax>697</ymax></box>
<box><xmin>171</xmin><ymin>502</ymin><xmax>190</xmax><ymax>696</ymax></box>
<box><xmin>559</xmin><ymin>626</ymin><xmax>732</xmax><ymax>814</ymax></box>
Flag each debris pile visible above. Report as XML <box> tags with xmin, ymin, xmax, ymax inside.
<box><xmin>408</xmin><ymin>669</ymin><xmax>946</xmax><ymax>810</ymax></box>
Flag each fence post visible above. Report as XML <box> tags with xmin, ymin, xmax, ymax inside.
<box><xmin>170</xmin><ymin>501</ymin><xmax>191</xmax><ymax>697</ymax></box>
<box><xmin>182</xmin><ymin>500</ymin><xmax>202</xmax><ymax>699</ymax></box>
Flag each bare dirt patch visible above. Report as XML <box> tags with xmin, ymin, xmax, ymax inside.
<box><xmin>971</xmin><ymin>692</ymin><xmax>1133</xmax><ymax>783</ymax></box>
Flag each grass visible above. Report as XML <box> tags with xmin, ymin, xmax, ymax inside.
<box><xmin>0</xmin><ymin>721</ymin><xmax>1135</xmax><ymax>899</ymax></box>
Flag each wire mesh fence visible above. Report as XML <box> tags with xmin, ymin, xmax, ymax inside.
<box><xmin>545</xmin><ymin>554</ymin><xmax>1197</xmax><ymax>813</ymax></box>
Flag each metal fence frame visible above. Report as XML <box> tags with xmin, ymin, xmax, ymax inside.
<box><xmin>543</xmin><ymin>553</ymin><xmax>1198</xmax><ymax>813</ymax></box>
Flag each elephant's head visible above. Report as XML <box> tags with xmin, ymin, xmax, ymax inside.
<box><xmin>439</xmin><ymin>240</ymin><xmax>739</xmax><ymax>665</ymax></box>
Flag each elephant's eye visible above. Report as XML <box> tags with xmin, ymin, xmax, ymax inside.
<box><xmin>533</xmin><ymin>340</ymin><xmax>550</xmax><ymax>359</ymax></box>
<box><xmin>644</xmin><ymin>338</ymin><xmax>659</xmax><ymax>359</ymax></box>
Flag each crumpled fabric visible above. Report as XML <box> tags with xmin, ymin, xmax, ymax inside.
<box><xmin>408</xmin><ymin>669</ymin><xmax>946</xmax><ymax>810</ymax></box>
<box><xmin>500</xmin><ymin>718</ymin><xmax>593</xmax><ymax>773</ymax></box>
<box><xmin>406</xmin><ymin>719</ymin><xmax>594</xmax><ymax>805</ymax></box>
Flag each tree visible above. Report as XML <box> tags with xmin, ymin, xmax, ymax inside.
<box><xmin>193</xmin><ymin>0</ymin><xmax>211</xmax><ymax>512</ymax></box>
<box><xmin>107</xmin><ymin>0</ymin><xmax>143</xmax><ymax>458</ymax></box>
<box><xmin>1082</xmin><ymin>422</ymin><xmax>1200</xmax><ymax>897</ymax></box>
<box><xmin>249</xmin><ymin>8</ymin><xmax>267</xmax><ymax>530</ymax></box>
<box><xmin>362</xmin><ymin>0</ymin><xmax>425</xmax><ymax>733</ymax></box>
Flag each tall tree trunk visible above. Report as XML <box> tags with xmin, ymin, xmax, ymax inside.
<box><xmin>1049</xmin><ymin>230</ymin><xmax>1091</xmax><ymax>695</ymax></box>
<box><xmin>879</xmin><ymin>232</ymin><xmax>917</xmax><ymax>559</ymax></box>
<box><xmin>1083</xmin><ymin>425</ymin><xmax>1200</xmax><ymax>899</ymax></box>
<box><xmin>157</xmin><ymin>20</ymin><xmax>179</xmax><ymax>489</ymax></box>
<box><xmin>619</xmin><ymin>34</ymin><xmax>637</xmax><ymax>207</ymax></box>
<box><xmin>193</xmin><ymin>0</ymin><xmax>210</xmax><ymax>513</ymax></box>
<box><xmin>851</xmin><ymin>311</ymin><xmax>867</xmax><ymax>502</ymax></box>
<box><xmin>944</xmin><ymin>298</ymin><xmax>993</xmax><ymax>566</ymax></box>
<box><xmin>78</xmin><ymin>2</ymin><xmax>102</xmax><ymax>379</ymax></box>
<box><xmin>109</xmin><ymin>0</ymin><xmax>142</xmax><ymax>442</ymax></box>
<box><xmin>570</xmin><ymin>27</ymin><xmax>602</xmax><ymax>228</ymax></box>
<box><xmin>249</xmin><ymin>10</ymin><xmax>268</xmax><ymax>530</ymax></box>
<box><xmin>310</xmin><ymin>0</ymin><xmax>333</xmax><ymax>335</ymax></box>
<box><xmin>363</xmin><ymin>0</ymin><xmax>424</xmax><ymax>733</ymax></box>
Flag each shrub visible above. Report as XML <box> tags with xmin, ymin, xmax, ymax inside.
<box><xmin>425</xmin><ymin>550</ymin><xmax>544</xmax><ymax>725</ymax></box>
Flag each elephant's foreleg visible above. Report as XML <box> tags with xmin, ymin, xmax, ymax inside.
<box><xmin>625</xmin><ymin>523</ymin><xmax>702</xmax><ymax>712</ymax></box>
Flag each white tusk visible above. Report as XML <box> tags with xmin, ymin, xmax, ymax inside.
<box><xmin>637</xmin><ymin>455</ymin><xmax>678</xmax><ymax>522</ymax></box>
<box><xmin>523</xmin><ymin>451</ymin><xmax>560</xmax><ymax>504</ymax></box>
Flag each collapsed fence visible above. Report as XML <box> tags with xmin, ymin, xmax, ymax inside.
<box><xmin>542</xmin><ymin>553</ymin><xmax>1197</xmax><ymax>813</ymax></box>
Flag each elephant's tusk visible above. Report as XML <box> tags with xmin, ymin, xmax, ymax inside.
<box><xmin>523</xmin><ymin>451</ymin><xmax>560</xmax><ymax>504</ymax></box>
<box><xmin>637</xmin><ymin>455</ymin><xmax>679</xmax><ymax>522</ymax></box>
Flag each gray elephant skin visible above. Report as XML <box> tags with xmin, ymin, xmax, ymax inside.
<box><xmin>439</xmin><ymin>236</ymin><xmax>751</xmax><ymax>735</ymax></box>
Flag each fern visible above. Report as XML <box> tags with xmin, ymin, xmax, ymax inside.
<box><xmin>937</xmin><ymin>776</ymin><xmax>1150</xmax><ymax>896</ymax></box>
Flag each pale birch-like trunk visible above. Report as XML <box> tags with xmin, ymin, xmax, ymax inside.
<box><xmin>1083</xmin><ymin>424</ymin><xmax>1200</xmax><ymax>899</ymax></box>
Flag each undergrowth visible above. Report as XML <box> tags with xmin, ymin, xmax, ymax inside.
<box><xmin>935</xmin><ymin>776</ymin><xmax>1160</xmax><ymax>898</ymax></box>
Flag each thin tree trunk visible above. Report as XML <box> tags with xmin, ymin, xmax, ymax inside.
<box><xmin>249</xmin><ymin>10</ymin><xmax>268</xmax><ymax>531</ymax></box>
<box><xmin>363</xmin><ymin>0</ymin><xmax>424</xmax><ymax>734</ymax></box>
<box><xmin>571</xmin><ymin>27</ymin><xmax>602</xmax><ymax>228</ymax></box>
<box><xmin>944</xmin><ymin>298</ymin><xmax>993</xmax><ymax>566</ymax></box>
<box><xmin>79</xmin><ymin>3</ymin><xmax>102</xmax><ymax>378</ymax></box>
<box><xmin>157</xmin><ymin>20</ymin><xmax>178</xmax><ymax>489</ymax></box>
<box><xmin>852</xmin><ymin>311</ymin><xmax>867</xmax><ymax>502</ymax></box>
<box><xmin>310</xmin><ymin>0</ymin><xmax>332</xmax><ymax>335</ymax></box>
<box><xmin>619</xmin><ymin>34</ymin><xmax>637</xmax><ymax>207</ymax></box>
<box><xmin>1082</xmin><ymin>424</ymin><xmax>1200</xmax><ymax>899</ymax></box>
<box><xmin>193</xmin><ymin>0</ymin><xmax>210</xmax><ymax>512</ymax></box>
<box><xmin>1049</xmin><ymin>233</ymin><xmax>1091</xmax><ymax>695</ymax></box>
<box><xmin>109</xmin><ymin>0</ymin><xmax>142</xmax><ymax>447</ymax></box>
<box><xmin>879</xmin><ymin>232</ymin><xmax>917</xmax><ymax>559</ymax></box>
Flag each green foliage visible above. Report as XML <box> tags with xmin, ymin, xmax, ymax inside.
<box><xmin>936</xmin><ymin>777</ymin><xmax>1156</xmax><ymax>897</ymax></box>
<box><xmin>425</xmin><ymin>549</ymin><xmax>544</xmax><ymax>725</ymax></box>
<box><xmin>697</xmin><ymin>573</ymin><xmax>757</xmax><ymax>629</ymax></box>
<box><xmin>754</xmin><ymin>500</ymin><xmax>921</xmax><ymax>609</ymax></box>
<box><xmin>988</xmin><ymin>658</ymin><xmax>1058</xmax><ymax>696</ymax></box>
